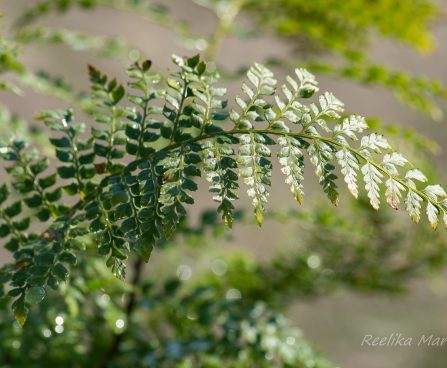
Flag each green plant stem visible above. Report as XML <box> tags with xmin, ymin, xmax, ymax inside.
<box><xmin>106</xmin><ymin>105</ymin><xmax>118</xmax><ymax>170</ymax></box>
<box><xmin>204</xmin><ymin>0</ymin><xmax>244</xmax><ymax>61</ymax></box>
<box><xmin>169</xmin><ymin>76</ymin><xmax>188</xmax><ymax>145</ymax></box>
<box><xmin>162</xmin><ymin>128</ymin><xmax>443</xmax><ymax>212</ymax></box>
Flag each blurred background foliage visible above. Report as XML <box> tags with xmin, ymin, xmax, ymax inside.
<box><xmin>0</xmin><ymin>0</ymin><xmax>447</xmax><ymax>367</ymax></box>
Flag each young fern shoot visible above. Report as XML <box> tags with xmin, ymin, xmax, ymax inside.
<box><xmin>0</xmin><ymin>55</ymin><xmax>446</xmax><ymax>325</ymax></box>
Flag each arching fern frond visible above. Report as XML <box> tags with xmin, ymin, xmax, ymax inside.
<box><xmin>15</xmin><ymin>27</ymin><xmax>129</xmax><ymax>58</ymax></box>
<box><xmin>1</xmin><ymin>54</ymin><xmax>446</xmax><ymax>325</ymax></box>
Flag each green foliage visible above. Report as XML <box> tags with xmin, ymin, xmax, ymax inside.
<box><xmin>205</xmin><ymin>201</ymin><xmax>447</xmax><ymax>304</ymax></box>
<box><xmin>1</xmin><ymin>55</ymin><xmax>446</xmax><ymax>328</ymax></box>
<box><xmin>2</xmin><ymin>0</ymin><xmax>447</xmax><ymax>124</ymax></box>
<box><xmin>0</xmin><ymin>2</ymin><xmax>446</xmax><ymax>367</ymax></box>
<box><xmin>0</xmin><ymin>256</ymin><xmax>335</xmax><ymax>367</ymax></box>
<box><xmin>244</xmin><ymin>0</ymin><xmax>438</xmax><ymax>53</ymax></box>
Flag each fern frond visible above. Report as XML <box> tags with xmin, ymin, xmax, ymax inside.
<box><xmin>126</xmin><ymin>60</ymin><xmax>162</xmax><ymax>158</ymax></box>
<box><xmin>13</xmin><ymin>0</ymin><xmax>196</xmax><ymax>46</ymax></box>
<box><xmin>385</xmin><ymin>178</ymin><xmax>405</xmax><ymax>210</ymax></box>
<box><xmin>2</xmin><ymin>54</ymin><xmax>447</xmax><ymax>324</ymax></box>
<box><xmin>336</xmin><ymin>147</ymin><xmax>359</xmax><ymax>198</ymax></box>
<box><xmin>278</xmin><ymin>136</ymin><xmax>305</xmax><ymax>203</ymax></box>
<box><xmin>202</xmin><ymin>136</ymin><xmax>239</xmax><ymax>227</ymax></box>
<box><xmin>39</xmin><ymin>109</ymin><xmax>95</xmax><ymax>198</ymax></box>
<box><xmin>238</xmin><ymin>133</ymin><xmax>272</xmax><ymax>225</ymax></box>
<box><xmin>0</xmin><ymin>138</ymin><xmax>64</xmax><ymax>221</ymax></box>
<box><xmin>0</xmin><ymin>184</ymin><xmax>29</xmax><ymax>251</ymax></box>
<box><xmin>88</xmin><ymin>65</ymin><xmax>130</xmax><ymax>174</ymax></box>
<box><xmin>17</xmin><ymin>71</ymin><xmax>95</xmax><ymax>114</ymax></box>
<box><xmin>232</xmin><ymin>64</ymin><xmax>277</xmax><ymax>222</ymax></box>
<box><xmin>16</xmin><ymin>27</ymin><xmax>129</xmax><ymax>58</ymax></box>
<box><xmin>231</xmin><ymin>63</ymin><xmax>277</xmax><ymax>129</ymax></box>
<box><xmin>308</xmin><ymin>140</ymin><xmax>339</xmax><ymax>204</ymax></box>
<box><xmin>361</xmin><ymin>163</ymin><xmax>383</xmax><ymax>210</ymax></box>
<box><xmin>158</xmin><ymin>144</ymin><xmax>201</xmax><ymax>236</ymax></box>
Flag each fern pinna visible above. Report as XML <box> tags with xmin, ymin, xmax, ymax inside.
<box><xmin>0</xmin><ymin>55</ymin><xmax>446</xmax><ymax>325</ymax></box>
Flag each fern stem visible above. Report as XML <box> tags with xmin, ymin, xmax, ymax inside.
<box><xmin>105</xmin><ymin>105</ymin><xmax>118</xmax><ymax>170</ymax></box>
<box><xmin>161</xmin><ymin>128</ymin><xmax>442</xmax><ymax>213</ymax></box>
<box><xmin>136</xmin><ymin>98</ymin><xmax>150</xmax><ymax>156</ymax></box>
<box><xmin>66</xmin><ymin>129</ymin><xmax>84</xmax><ymax>197</ymax></box>
<box><xmin>168</xmin><ymin>77</ymin><xmax>188</xmax><ymax>145</ymax></box>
